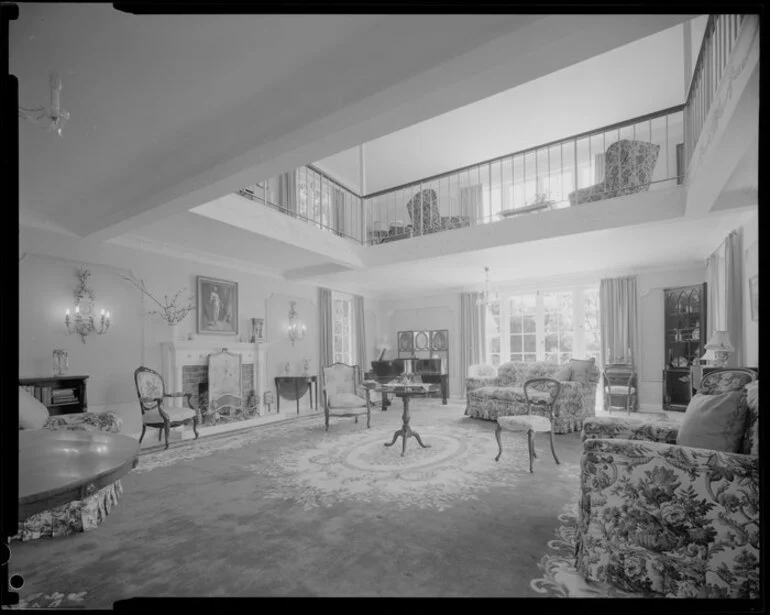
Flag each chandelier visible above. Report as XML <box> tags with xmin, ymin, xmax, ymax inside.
<box><xmin>476</xmin><ymin>266</ymin><xmax>499</xmax><ymax>307</ymax></box>
<box><xmin>64</xmin><ymin>268</ymin><xmax>111</xmax><ymax>343</ymax></box>
<box><xmin>18</xmin><ymin>71</ymin><xmax>71</xmax><ymax>136</ymax></box>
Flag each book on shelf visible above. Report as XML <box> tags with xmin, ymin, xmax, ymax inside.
<box><xmin>52</xmin><ymin>388</ymin><xmax>76</xmax><ymax>399</ymax></box>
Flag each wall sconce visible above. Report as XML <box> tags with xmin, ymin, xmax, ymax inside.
<box><xmin>287</xmin><ymin>301</ymin><xmax>306</xmax><ymax>345</ymax></box>
<box><xmin>64</xmin><ymin>268</ymin><xmax>110</xmax><ymax>343</ymax></box>
<box><xmin>701</xmin><ymin>330</ymin><xmax>734</xmax><ymax>368</ymax></box>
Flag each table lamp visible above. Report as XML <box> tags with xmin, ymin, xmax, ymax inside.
<box><xmin>702</xmin><ymin>331</ymin><xmax>734</xmax><ymax>368</ymax></box>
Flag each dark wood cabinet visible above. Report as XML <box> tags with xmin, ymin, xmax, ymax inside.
<box><xmin>662</xmin><ymin>283</ymin><xmax>707</xmax><ymax>411</ymax></box>
<box><xmin>19</xmin><ymin>375</ymin><xmax>89</xmax><ymax>416</ymax></box>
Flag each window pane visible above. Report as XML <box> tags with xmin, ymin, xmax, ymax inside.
<box><xmin>545</xmin><ymin>333</ymin><xmax>559</xmax><ymax>352</ymax></box>
<box><xmin>510</xmin><ymin>316</ymin><xmax>522</xmax><ymax>334</ymax></box>
<box><xmin>523</xmin><ymin>314</ymin><xmax>536</xmax><ymax>333</ymax></box>
<box><xmin>490</xmin><ymin>337</ymin><xmax>500</xmax><ymax>354</ymax></box>
<box><xmin>523</xmin><ymin>335</ymin><xmax>536</xmax><ymax>353</ymax></box>
<box><xmin>511</xmin><ymin>336</ymin><xmax>522</xmax><ymax>353</ymax></box>
<box><xmin>523</xmin><ymin>353</ymin><xmax>537</xmax><ymax>363</ymax></box>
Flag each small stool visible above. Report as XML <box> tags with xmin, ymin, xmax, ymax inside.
<box><xmin>494</xmin><ymin>377</ymin><xmax>561</xmax><ymax>473</ymax></box>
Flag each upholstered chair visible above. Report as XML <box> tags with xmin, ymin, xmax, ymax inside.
<box><xmin>322</xmin><ymin>362</ymin><xmax>372</xmax><ymax>431</ymax></box>
<box><xmin>406</xmin><ymin>188</ymin><xmax>471</xmax><ymax>236</ymax></box>
<box><xmin>568</xmin><ymin>139</ymin><xmax>660</xmax><ymax>206</ymax></box>
<box><xmin>576</xmin><ymin>368</ymin><xmax>758</xmax><ymax>598</ymax></box>
<box><xmin>134</xmin><ymin>366</ymin><xmax>199</xmax><ymax>449</ymax></box>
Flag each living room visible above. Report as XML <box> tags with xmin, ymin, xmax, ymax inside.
<box><xmin>9</xmin><ymin>6</ymin><xmax>759</xmax><ymax>606</ymax></box>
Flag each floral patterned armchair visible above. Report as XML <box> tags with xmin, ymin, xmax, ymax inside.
<box><xmin>568</xmin><ymin>139</ymin><xmax>660</xmax><ymax>206</ymax></box>
<box><xmin>406</xmin><ymin>189</ymin><xmax>470</xmax><ymax>236</ymax></box>
<box><xmin>322</xmin><ymin>362</ymin><xmax>371</xmax><ymax>431</ymax></box>
<box><xmin>576</xmin><ymin>371</ymin><xmax>759</xmax><ymax>598</ymax></box>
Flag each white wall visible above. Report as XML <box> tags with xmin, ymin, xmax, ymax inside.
<box><xmin>377</xmin><ymin>293</ymin><xmax>462</xmax><ymax>398</ymax></box>
<box><xmin>741</xmin><ymin>210</ymin><xmax>758</xmax><ymax>367</ymax></box>
<box><xmin>19</xmin><ymin>226</ymin><xmax>375</xmax><ymax>431</ymax></box>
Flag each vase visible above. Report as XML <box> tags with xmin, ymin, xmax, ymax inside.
<box><xmin>168</xmin><ymin>322</ymin><xmax>185</xmax><ymax>341</ymax></box>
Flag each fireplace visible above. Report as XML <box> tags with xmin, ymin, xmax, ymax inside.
<box><xmin>160</xmin><ymin>341</ymin><xmax>273</xmax><ymax>431</ymax></box>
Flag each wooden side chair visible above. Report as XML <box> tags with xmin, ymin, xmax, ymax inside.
<box><xmin>602</xmin><ymin>363</ymin><xmax>638</xmax><ymax>414</ymax></box>
<box><xmin>322</xmin><ymin>362</ymin><xmax>371</xmax><ymax>431</ymax></box>
<box><xmin>494</xmin><ymin>377</ymin><xmax>562</xmax><ymax>473</ymax></box>
<box><xmin>134</xmin><ymin>366</ymin><xmax>199</xmax><ymax>449</ymax></box>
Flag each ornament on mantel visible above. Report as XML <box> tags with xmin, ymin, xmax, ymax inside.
<box><xmin>303</xmin><ymin>358</ymin><xmax>310</xmax><ymax>376</ymax></box>
<box><xmin>284</xmin><ymin>361</ymin><xmax>292</xmax><ymax>376</ymax></box>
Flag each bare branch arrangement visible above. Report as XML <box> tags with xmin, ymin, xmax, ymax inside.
<box><xmin>120</xmin><ymin>272</ymin><xmax>195</xmax><ymax>325</ymax></box>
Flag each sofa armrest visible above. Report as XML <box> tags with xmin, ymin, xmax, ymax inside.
<box><xmin>43</xmin><ymin>411</ymin><xmax>123</xmax><ymax>434</ymax></box>
<box><xmin>466</xmin><ymin>377</ymin><xmax>498</xmax><ymax>392</ymax></box>
<box><xmin>582</xmin><ymin>417</ymin><xmax>679</xmax><ymax>443</ymax></box>
<box><xmin>579</xmin><ymin>438</ymin><xmax>759</xmax><ymax>597</ymax></box>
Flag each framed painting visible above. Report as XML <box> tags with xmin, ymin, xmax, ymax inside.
<box><xmin>197</xmin><ymin>276</ymin><xmax>238</xmax><ymax>335</ymax></box>
<box><xmin>749</xmin><ymin>275</ymin><xmax>758</xmax><ymax>321</ymax></box>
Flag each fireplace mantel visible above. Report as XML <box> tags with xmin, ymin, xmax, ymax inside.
<box><xmin>160</xmin><ymin>340</ymin><xmax>270</xmax><ymax>412</ymax></box>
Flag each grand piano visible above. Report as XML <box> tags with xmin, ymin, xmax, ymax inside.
<box><xmin>365</xmin><ymin>357</ymin><xmax>448</xmax><ymax>407</ymax></box>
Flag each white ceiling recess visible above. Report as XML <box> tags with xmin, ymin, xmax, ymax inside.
<box><xmin>309</xmin><ymin>209</ymin><xmax>744</xmax><ymax>298</ymax></box>
<box><xmin>315</xmin><ymin>19</ymin><xmax>698</xmax><ymax>195</ymax></box>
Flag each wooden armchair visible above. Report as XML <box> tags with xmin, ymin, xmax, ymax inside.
<box><xmin>602</xmin><ymin>363</ymin><xmax>638</xmax><ymax>414</ymax></box>
<box><xmin>322</xmin><ymin>362</ymin><xmax>371</xmax><ymax>431</ymax></box>
<box><xmin>134</xmin><ymin>366</ymin><xmax>199</xmax><ymax>449</ymax></box>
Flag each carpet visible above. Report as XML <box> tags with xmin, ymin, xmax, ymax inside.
<box><xmin>7</xmin><ymin>400</ymin><xmax>634</xmax><ymax>605</ymax></box>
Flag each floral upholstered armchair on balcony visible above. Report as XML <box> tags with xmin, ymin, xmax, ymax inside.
<box><xmin>406</xmin><ymin>189</ymin><xmax>471</xmax><ymax>236</ymax></box>
<box><xmin>576</xmin><ymin>369</ymin><xmax>759</xmax><ymax>598</ymax></box>
<box><xmin>568</xmin><ymin>139</ymin><xmax>661</xmax><ymax>206</ymax></box>
<box><xmin>465</xmin><ymin>359</ymin><xmax>599</xmax><ymax>434</ymax></box>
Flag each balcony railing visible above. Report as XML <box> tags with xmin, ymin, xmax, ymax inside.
<box><xmin>364</xmin><ymin>106</ymin><xmax>684</xmax><ymax>245</ymax></box>
<box><xmin>684</xmin><ymin>15</ymin><xmax>746</xmax><ymax>171</ymax></box>
<box><xmin>237</xmin><ymin>164</ymin><xmax>364</xmax><ymax>243</ymax></box>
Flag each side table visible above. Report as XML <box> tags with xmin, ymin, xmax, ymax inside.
<box><xmin>275</xmin><ymin>376</ymin><xmax>318</xmax><ymax>415</ymax></box>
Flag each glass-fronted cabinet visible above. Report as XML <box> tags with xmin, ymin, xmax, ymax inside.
<box><xmin>663</xmin><ymin>283</ymin><xmax>707</xmax><ymax>411</ymax></box>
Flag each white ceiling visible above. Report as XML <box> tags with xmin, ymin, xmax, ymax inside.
<box><xmin>315</xmin><ymin>20</ymin><xmax>695</xmax><ymax>194</ymax></box>
<box><xmin>308</xmin><ymin>209</ymin><xmax>749</xmax><ymax>297</ymax></box>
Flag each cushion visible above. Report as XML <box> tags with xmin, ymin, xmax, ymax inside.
<box><xmin>19</xmin><ymin>387</ymin><xmax>50</xmax><ymax>430</ymax></box>
<box><xmin>497</xmin><ymin>415</ymin><xmax>552</xmax><ymax>432</ymax></box>
<box><xmin>554</xmin><ymin>366</ymin><xmax>572</xmax><ymax>381</ymax></box>
<box><xmin>742</xmin><ymin>381</ymin><xmax>759</xmax><ymax>456</ymax></box>
<box><xmin>328</xmin><ymin>392</ymin><xmax>368</xmax><ymax>408</ymax></box>
<box><xmin>607</xmin><ymin>385</ymin><xmax>637</xmax><ymax>395</ymax></box>
<box><xmin>568</xmin><ymin>358</ymin><xmax>596</xmax><ymax>383</ymax></box>
<box><xmin>142</xmin><ymin>407</ymin><xmax>196</xmax><ymax>424</ymax></box>
<box><xmin>676</xmin><ymin>390</ymin><xmax>747</xmax><ymax>452</ymax></box>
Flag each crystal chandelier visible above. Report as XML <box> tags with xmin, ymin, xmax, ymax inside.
<box><xmin>64</xmin><ymin>268</ymin><xmax>111</xmax><ymax>343</ymax></box>
<box><xmin>476</xmin><ymin>266</ymin><xmax>499</xmax><ymax>307</ymax></box>
<box><xmin>18</xmin><ymin>71</ymin><xmax>71</xmax><ymax>137</ymax></box>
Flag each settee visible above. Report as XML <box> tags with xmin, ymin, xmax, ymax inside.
<box><xmin>576</xmin><ymin>371</ymin><xmax>759</xmax><ymax>598</ymax></box>
<box><xmin>568</xmin><ymin>139</ymin><xmax>660</xmax><ymax>206</ymax></box>
<box><xmin>465</xmin><ymin>359</ymin><xmax>599</xmax><ymax>434</ymax></box>
<box><xmin>16</xmin><ymin>388</ymin><xmax>125</xmax><ymax>541</ymax></box>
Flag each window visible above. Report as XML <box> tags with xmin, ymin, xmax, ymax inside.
<box><xmin>485</xmin><ymin>286</ymin><xmax>599</xmax><ymax>365</ymax></box>
<box><xmin>332</xmin><ymin>293</ymin><xmax>354</xmax><ymax>365</ymax></box>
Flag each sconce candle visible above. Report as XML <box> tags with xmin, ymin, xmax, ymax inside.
<box><xmin>64</xmin><ymin>268</ymin><xmax>110</xmax><ymax>344</ymax></box>
<box><xmin>287</xmin><ymin>301</ymin><xmax>307</xmax><ymax>345</ymax></box>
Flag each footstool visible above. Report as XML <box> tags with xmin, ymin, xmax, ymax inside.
<box><xmin>494</xmin><ymin>377</ymin><xmax>561</xmax><ymax>473</ymax></box>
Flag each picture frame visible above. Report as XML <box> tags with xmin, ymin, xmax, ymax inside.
<box><xmin>197</xmin><ymin>276</ymin><xmax>238</xmax><ymax>335</ymax></box>
<box><xmin>251</xmin><ymin>317</ymin><xmax>265</xmax><ymax>342</ymax></box>
<box><xmin>749</xmin><ymin>274</ymin><xmax>758</xmax><ymax>321</ymax></box>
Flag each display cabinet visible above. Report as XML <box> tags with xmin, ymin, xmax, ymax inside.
<box><xmin>662</xmin><ymin>283</ymin><xmax>707</xmax><ymax>411</ymax></box>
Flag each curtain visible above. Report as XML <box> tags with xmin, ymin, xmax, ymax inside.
<box><xmin>333</xmin><ymin>186</ymin><xmax>346</xmax><ymax>237</ymax></box>
<box><xmin>706</xmin><ymin>229</ymin><xmax>743</xmax><ymax>366</ymax></box>
<box><xmin>354</xmin><ymin>295</ymin><xmax>367</xmax><ymax>372</ymax></box>
<box><xmin>599</xmin><ymin>276</ymin><xmax>639</xmax><ymax>366</ymax></box>
<box><xmin>319</xmin><ymin>288</ymin><xmax>333</xmax><ymax>392</ymax></box>
<box><xmin>278</xmin><ymin>171</ymin><xmax>297</xmax><ymax>215</ymax></box>
<box><xmin>460</xmin><ymin>184</ymin><xmax>483</xmax><ymax>224</ymax></box>
<box><xmin>460</xmin><ymin>292</ymin><xmax>487</xmax><ymax>396</ymax></box>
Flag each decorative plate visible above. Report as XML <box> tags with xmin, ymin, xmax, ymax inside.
<box><xmin>398</xmin><ymin>331</ymin><xmax>413</xmax><ymax>352</ymax></box>
<box><xmin>673</xmin><ymin>356</ymin><xmax>689</xmax><ymax>367</ymax></box>
<box><xmin>414</xmin><ymin>331</ymin><xmax>430</xmax><ymax>351</ymax></box>
<box><xmin>431</xmin><ymin>330</ymin><xmax>448</xmax><ymax>351</ymax></box>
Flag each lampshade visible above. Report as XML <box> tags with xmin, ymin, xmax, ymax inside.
<box><xmin>705</xmin><ymin>331</ymin><xmax>734</xmax><ymax>351</ymax></box>
<box><xmin>700</xmin><ymin>348</ymin><xmax>718</xmax><ymax>362</ymax></box>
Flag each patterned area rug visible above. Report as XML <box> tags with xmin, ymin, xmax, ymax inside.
<box><xmin>6</xmin><ymin>400</ymin><xmax>633</xmax><ymax>604</ymax></box>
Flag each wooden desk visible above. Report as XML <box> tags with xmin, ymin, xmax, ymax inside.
<box><xmin>275</xmin><ymin>376</ymin><xmax>318</xmax><ymax>415</ymax></box>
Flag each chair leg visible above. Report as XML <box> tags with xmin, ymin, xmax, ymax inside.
<box><xmin>367</xmin><ymin>406</ymin><xmax>371</xmax><ymax>429</ymax></box>
<box><xmin>494</xmin><ymin>423</ymin><xmax>503</xmax><ymax>461</ymax></box>
<box><xmin>163</xmin><ymin>420</ymin><xmax>170</xmax><ymax>450</ymax></box>
<box><xmin>139</xmin><ymin>425</ymin><xmax>146</xmax><ymax>443</ymax></box>
<box><xmin>158</xmin><ymin>427</ymin><xmax>162</xmax><ymax>441</ymax></box>
<box><xmin>549</xmin><ymin>430</ymin><xmax>560</xmax><ymax>465</ymax></box>
<box><xmin>325</xmin><ymin>408</ymin><xmax>329</xmax><ymax>432</ymax></box>
<box><xmin>528</xmin><ymin>430</ymin><xmax>535</xmax><ymax>473</ymax></box>
<box><xmin>355</xmin><ymin>415</ymin><xmax>358</xmax><ymax>423</ymax></box>
<box><xmin>192</xmin><ymin>416</ymin><xmax>199</xmax><ymax>440</ymax></box>
<box><xmin>531</xmin><ymin>433</ymin><xmax>538</xmax><ymax>459</ymax></box>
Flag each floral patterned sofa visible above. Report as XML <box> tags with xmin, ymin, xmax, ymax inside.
<box><xmin>568</xmin><ymin>139</ymin><xmax>660</xmax><ymax>206</ymax></box>
<box><xmin>465</xmin><ymin>360</ymin><xmax>599</xmax><ymax>434</ymax></box>
<box><xmin>16</xmin><ymin>388</ymin><xmax>125</xmax><ymax>541</ymax></box>
<box><xmin>575</xmin><ymin>375</ymin><xmax>759</xmax><ymax>598</ymax></box>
